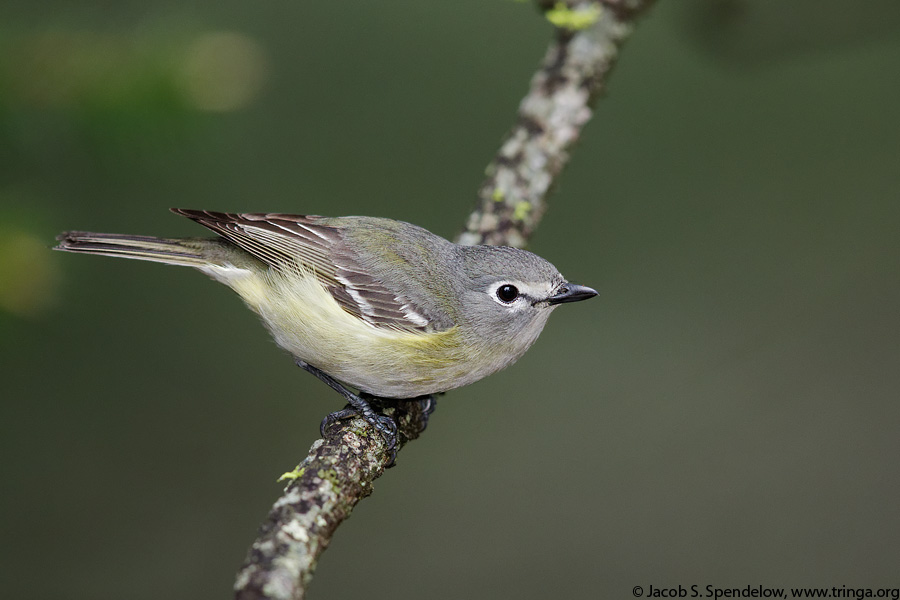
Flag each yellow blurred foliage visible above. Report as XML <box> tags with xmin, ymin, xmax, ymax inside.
<box><xmin>178</xmin><ymin>31</ymin><xmax>268</xmax><ymax>112</ymax></box>
<box><xmin>0</xmin><ymin>231</ymin><xmax>60</xmax><ymax>317</ymax></box>
<box><xmin>2</xmin><ymin>28</ymin><xmax>267</xmax><ymax>113</ymax></box>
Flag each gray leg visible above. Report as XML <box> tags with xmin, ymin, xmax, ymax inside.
<box><xmin>412</xmin><ymin>394</ymin><xmax>438</xmax><ymax>434</ymax></box>
<box><xmin>295</xmin><ymin>360</ymin><xmax>399</xmax><ymax>454</ymax></box>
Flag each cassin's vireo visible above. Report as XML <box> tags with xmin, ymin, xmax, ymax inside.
<box><xmin>56</xmin><ymin>209</ymin><xmax>597</xmax><ymax>448</ymax></box>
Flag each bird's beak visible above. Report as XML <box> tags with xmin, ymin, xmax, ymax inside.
<box><xmin>546</xmin><ymin>283</ymin><xmax>598</xmax><ymax>305</ymax></box>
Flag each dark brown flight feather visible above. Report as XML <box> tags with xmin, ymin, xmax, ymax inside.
<box><xmin>171</xmin><ymin>209</ymin><xmax>434</xmax><ymax>332</ymax></box>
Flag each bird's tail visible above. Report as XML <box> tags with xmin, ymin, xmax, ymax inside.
<box><xmin>54</xmin><ymin>232</ymin><xmax>210</xmax><ymax>268</ymax></box>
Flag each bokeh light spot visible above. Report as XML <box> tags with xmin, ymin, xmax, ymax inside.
<box><xmin>0</xmin><ymin>231</ymin><xmax>60</xmax><ymax>317</ymax></box>
<box><xmin>179</xmin><ymin>31</ymin><xmax>268</xmax><ymax>112</ymax></box>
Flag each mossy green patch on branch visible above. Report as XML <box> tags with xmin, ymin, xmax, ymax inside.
<box><xmin>278</xmin><ymin>465</ymin><xmax>306</xmax><ymax>481</ymax></box>
<box><xmin>545</xmin><ymin>2</ymin><xmax>602</xmax><ymax>30</ymax></box>
<box><xmin>316</xmin><ymin>469</ymin><xmax>341</xmax><ymax>489</ymax></box>
<box><xmin>512</xmin><ymin>201</ymin><xmax>532</xmax><ymax>222</ymax></box>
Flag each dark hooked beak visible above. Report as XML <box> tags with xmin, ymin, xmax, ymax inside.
<box><xmin>546</xmin><ymin>283</ymin><xmax>598</xmax><ymax>305</ymax></box>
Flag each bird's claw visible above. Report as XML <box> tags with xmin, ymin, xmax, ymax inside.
<box><xmin>320</xmin><ymin>405</ymin><xmax>399</xmax><ymax>465</ymax></box>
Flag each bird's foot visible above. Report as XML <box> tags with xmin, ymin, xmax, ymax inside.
<box><xmin>319</xmin><ymin>398</ymin><xmax>398</xmax><ymax>451</ymax></box>
<box><xmin>296</xmin><ymin>360</ymin><xmax>399</xmax><ymax>463</ymax></box>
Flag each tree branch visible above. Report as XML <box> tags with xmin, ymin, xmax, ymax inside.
<box><xmin>234</xmin><ymin>398</ymin><xmax>433</xmax><ymax>600</ymax></box>
<box><xmin>233</xmin><ymin>2</ymin><xmax>655</xmax><ymax>598</ymax></box>
<box><xmin>460</xmin><ymin>0</ymin><xmax>655</xmax><ymax>248</ymax></box>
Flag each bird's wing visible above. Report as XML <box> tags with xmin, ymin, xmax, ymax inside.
<box><xmin>172</xmin><ymin>209</ymin><xmax>432</xmax><ymax>332</ymax></box>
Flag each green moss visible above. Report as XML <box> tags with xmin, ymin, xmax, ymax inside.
<box><xmin>512</xmin><ymin>201</ymin><xmax>532</xmax><ymax>222</ymax></box>
<box><xmin>545</xmin><ymin>2</ymin><xmax>602</xmax><ymax>30</ymax></box>
<box><xmin>278</xmin><ymin>466</ymin><xmax>305</xmax><ymax>481</ymax></box>
<box><xmin>492</xmin><ymin>188</ymin><xmax>505</xmax><ymax>203</ymax></box>
<box><xmin>352</xmin><ymin>425</ymin><xmax>372</xmax><ymax>439</ymax></box>
<box><xmin>317</xmin><ymin>469</ymin><xmax>341</xmax><ymax>488</ymax></box>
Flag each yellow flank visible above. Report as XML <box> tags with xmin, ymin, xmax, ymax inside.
<box><xmin>219</xmin><ymin>263</ymin><xmax>478</xmax><ymax>398</ymax></box>
<box><xmin>226</xmin><ymin>269</ymin><xmax>273</xmax><ymax>309</ymax></box>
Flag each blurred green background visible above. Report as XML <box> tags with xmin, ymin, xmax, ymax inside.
<box><xmin>2</xmin><ymin>1</ymin><xmax>899</xmax><ymax>598</ymax></box>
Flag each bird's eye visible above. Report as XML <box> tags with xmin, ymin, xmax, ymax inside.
<box><xmin>496</xmin><ymin>284</ymin><xmax>519</xmax><ymax>303</ymax></box>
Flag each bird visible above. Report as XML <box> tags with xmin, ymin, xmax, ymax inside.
<box><xmin>55</xmin><ymin>209</ymin><xmax>597</xmax><ymax>451</ymax></box>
